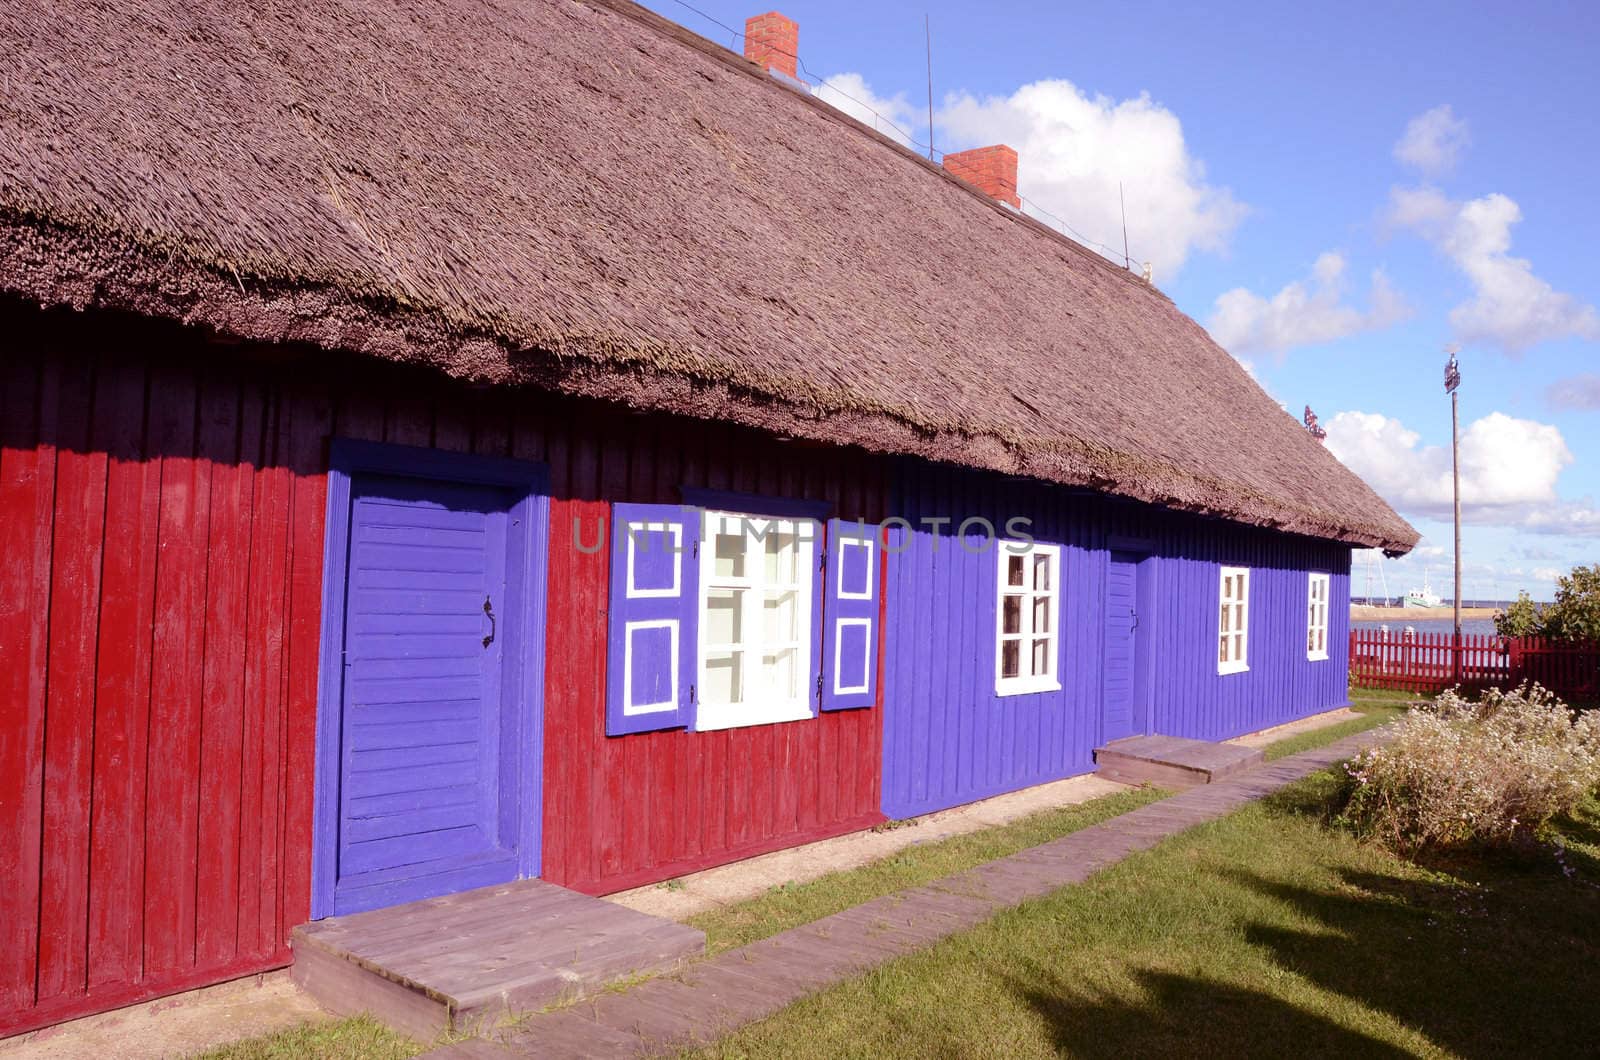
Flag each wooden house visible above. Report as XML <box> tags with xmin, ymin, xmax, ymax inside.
<box><xmin>0</xmin><ymin>0</ymin><xmax>1415</xmax><ymax>1037</ymax></box>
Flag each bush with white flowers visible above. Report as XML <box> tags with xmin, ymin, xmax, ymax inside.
<box><xmin>1340</xmin><ymin>683</ymin><xmax>1600</xmax><ymax>852</ymax></box>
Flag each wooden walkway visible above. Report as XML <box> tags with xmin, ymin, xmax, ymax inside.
<box><xmin>420</xmin><ymin>729</ymin><xmax>1390</xmax><ymax>1059</ymax></box>
<box><xmin>291</xmin><ymin>879</ymin><xmax>706</xmax><ymax>1039</ymax></box>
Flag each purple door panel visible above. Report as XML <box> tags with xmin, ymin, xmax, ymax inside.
<box><xmin>333</xmin><ymin>474</ymin><xmax>519</xmax><ymax>914</ymax></box>
<box><xmin>1102</xmin><ymin>552</ymin><xmax>1140</xmax><ymax>742</ymax></box>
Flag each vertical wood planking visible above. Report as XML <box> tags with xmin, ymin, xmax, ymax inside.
<box><xmin>196</xmin><ymin>376</ymin><xmax>250</xmax><ymax>967</ymax></box>
<box><xmin>143</xmin><ymin>362</ymin><xmax>205</xmax><ymax>981</ymax></box>
<box><xmin>884</xmin><ymin>459</ymin><xmax>1356</xmax><ymax>820</ymax></box>
<box><xmin>281</xmin><ymin>381</ymin><xmax>332</xmax><ymax>940</ymax></box>
<box><xmin>87</xmin><ymin>354</ymin><xmax>159</xmax><ymax>988</ymax></box>
<box><xmin>36</xmin><ymin>352</ymin><xmax>105</xmax><ymax>1004</ymax></box>
<box><xmin>536</xmin><ymin>416</ymin><xmax>888</xmax><ymax>896</ymax></box>
<box><xmin>0</xmin><ymin>349</ymin><xmax>55</xmax><ymax>1013</ymax></box>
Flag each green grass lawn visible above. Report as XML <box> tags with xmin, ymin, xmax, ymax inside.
<box><xmin>1261</xmin><ymin>690</ymin><xmax>1410</xmax><ymax>760</ymax></box>
<box><xmin>192</xmin><ymin>695</ymin><xmax>1420</xmax><ymax>1058</ymax></box>
<box><xmin>688</xmin><ymin>776</ymin><xmax>1600</xmax><ymax>1059</ymax></box>
<box><xmin>188</xmin><ymin>1015</ymin><xmax>422</xmax><ymax>1060</ymax></box>
<box><xmin>689</xmin><ymin>786</ymin><xmax>1166</xmax><ymax>955</ymax></box>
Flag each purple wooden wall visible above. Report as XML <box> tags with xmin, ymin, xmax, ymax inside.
<box><xmin>883</xmin><ymin>460</ymin><xmax>1351</xmax><ymax>819</ymax></box>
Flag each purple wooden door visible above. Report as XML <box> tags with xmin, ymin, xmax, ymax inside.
<box><xmin>332</xmin><ymin>474</ymin><xmax>523</xmax><ymax>914</ymax></box>
<box><xmin>1102</xmin><ymin>552</ymin><xmax>1142</xmax><ymax>742</ymax></box>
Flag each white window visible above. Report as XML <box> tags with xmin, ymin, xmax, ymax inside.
<box><xmin>1307</xmin><ymin>572</ymin><xmax>1330</xmax><ymax>661</ymax></box>
<box><xmin>1218</xmin><ymin>566</ymin><xmax>1250</xmax><ymax>674</ymax></box>
<box><xmin>995</xmin><ymin>542</ymin><xmax>1061</xmax><ymax>695</ymax></box>
<box><xmin>697</xmin><ymin>510</ymin><xmax>818</xmax><ymax>731</ymax></box>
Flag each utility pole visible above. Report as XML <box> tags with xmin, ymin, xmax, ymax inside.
<box><xmin>1445</xmin><ymin>345</ymin><xmax>1462</xmax><ymax>680</ymax></box>
<box><xmin>924</xmin><ymin>15</ymin><xmax>934</xmax><ymax>161</ymax></box>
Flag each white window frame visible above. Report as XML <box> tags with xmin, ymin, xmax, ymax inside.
<box><xmin>695</xmin><ymin>510</ymin><xmax>818</xmax><ymax>731</ymax></box>
<box><xmin>1218</xmin><ymin>565</ymin><xmax>1250</xmax><ymax>675</ymax></box>
<box><xmin>1307</xmin><ymin>572</ymin><xmax>1330</xmax><ymax>661</ymax></box>
<box><xmin>994</xmin><ymin>541</ymin><xmax>1062</xmax><ymax>696</ymax></box>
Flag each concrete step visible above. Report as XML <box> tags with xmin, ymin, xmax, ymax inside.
<box><xmin>1093</xmin><ymin>734</ymin><xmax>1264</xmax><ymax>789</ymax></box>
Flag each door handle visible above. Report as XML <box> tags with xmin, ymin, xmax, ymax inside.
<box><xmin>483</xmin><ymin>596</ymin><xmax>497</xmax><ymax>649</ymax></box>
<box><xmin>1130</xmin><ymin>607</ymin><xmax>1138</xmax><ymax>632</ymax></box>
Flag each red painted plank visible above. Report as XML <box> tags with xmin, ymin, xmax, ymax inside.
<box><xmin>144</xmin><ymin>365</ymin><xmax>207</xmax><ymax>979</ymax></box>
<box><xmin>0</xmin><ymin>348</ymin><xmax>56</xmax><ymax>1014</ymax></box>
<box><xmin>197</xmin><ymin>377</ymin><xmax>250</xmax><ymax>967</ymax></box>
<box><xmin>281</xmin><ymin>383</ymin><xmax>333</xmax><ymax>940</ymax></box>
<box><xmin>37</xmin><ymin>353</ymin><xmax>106</xmax><ymax>1005</ymax></box>
<box><xmin>87</xmin><ymin>354</ymin><xmax>161</xmax><ymax>989</ymax></box>
<box><xmin>239</xmin><ymin>391</ymin><xmax>290</xmax><ymax>960</ymax></box>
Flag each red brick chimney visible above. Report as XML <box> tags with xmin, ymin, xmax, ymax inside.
<box><xmin>942</xmin><ymin>145</ymin><xmax>1021</xmax><ymax>208</ymax></box>
<box><xmin>744</xmin><ymin>12</ymin><xmax>799</xmax><ymax>79</ymax></box>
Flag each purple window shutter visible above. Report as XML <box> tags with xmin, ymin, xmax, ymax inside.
<box><xmin>606</xmin><ymin>503</ymin><xmax>698</xmax><ymax>735</ymax></box>
<box><xmin>820</xmin><ymin>518</ymin><xmax>879</xmax><ymax>711</ymax></box>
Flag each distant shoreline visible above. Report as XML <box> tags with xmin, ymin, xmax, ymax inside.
<box><xmin>1350</xmin><ymin>604</ymin><xmax>1499</xmax><ymax>621</ymax></box>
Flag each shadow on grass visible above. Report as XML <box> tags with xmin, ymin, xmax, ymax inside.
<box><xmin>1009</xmin><ymin>969</ymin><xmax>1411</xmax><ymax>1059</ymax></box>
<box><xmin>1007</xmin><ymin>792</ymin><xmax>1600</xmax><ymax>1059</ymax></box>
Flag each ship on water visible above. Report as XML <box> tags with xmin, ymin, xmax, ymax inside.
<box><xmin>1404</xmin><ymin>568</ymin><xmax>1445</xmax><ymax>609</ymax></box>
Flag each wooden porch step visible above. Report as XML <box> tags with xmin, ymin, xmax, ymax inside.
<box><xmin>291</xmin><ymin>878</ymin><xmax>706</xmax><ymax>1039</ymax></box>
<box><xmin>1093</xmin><ymin>734</ymin><xmax>1264</xmax><ymax>789</ymax></box>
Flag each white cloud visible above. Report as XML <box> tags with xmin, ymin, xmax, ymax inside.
<box><xmin>1206</xmin><ymin>252</ymin><xmax>1410</xmax><ymax>355</ymax></box>
<box><xmin>1532</xmin><ymin>567</ymin><xmax>1563</xmax><ymax>583</ymax></box>
<box><xmin>1388</xmin><ymin>186</ymin><xmax>1600</xmax><ymax>352</ymax></box>
<box><xmin>1394</xmin><ymin>105</ymin><xmax>1470</xmax><ymax>176</ymax></box>
<box><xmin>813</xmin><ymin>73</ymin><xmax>919</xmax><ymax>148</ymax></box>
<box><xmin>1325</xmin><ymin>409</ymin><xmax>1600</xmax><ymax>535</ymax></box>
<box><xmin>1546</xmin><ymin>373</ymin><xmax>1600</xmax><ymax>411</ymax></box>
<box><xmin>937</xmin><ymin>79</ymin><xmax>1245</xmax><ymax>278</ymax></box>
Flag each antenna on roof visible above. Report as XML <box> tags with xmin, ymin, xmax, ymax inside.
<box><xmin>924</xmin><ymin>14</ymin><xmax>935</xmax><ymax>161</ymax></box>
<box><xmin>1119</xmin><ymin>182</ymin><xmax>1130</xmax><ymax>270</ymax></box>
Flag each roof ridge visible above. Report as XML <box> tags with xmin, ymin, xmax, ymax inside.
<box><xmin>580</xmin><ymin>0</ymin><xmax>1170</xmax><ymax>302</ymax></box>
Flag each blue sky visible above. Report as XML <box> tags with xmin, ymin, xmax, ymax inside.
<box><xmin>643</xmin><ymin>0</ymin><xmax>1600</xmax><ymax>600</ymax></box>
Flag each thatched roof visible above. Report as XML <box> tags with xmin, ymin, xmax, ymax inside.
<box><xmin>0</xmin><ymin>0</ymin><xmax>1415</xmax><ymax>552</ymax></box>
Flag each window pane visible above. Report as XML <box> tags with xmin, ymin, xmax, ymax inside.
<box><xmin>762</xmin><ymin>648</ymin><xmax>797</xmax><ymax>699</ymax></box>
<box><xmin>764</xmin><ymin>527</ymin><xmax>797</xmax><ymax>583</ymax></box>
<box><xmin>1317</xmin><ymin>630</ymin><xmax>1325</xmax><ymax>653</ymax></box>
<box><xmin>1219</xmin><ymin>637</ymin><xmax>1229</xmax><ymax>664</ymax></box>
<box><xmin>704</xmin><ymin>651</ymin><xmax>742</xmax><ymax>704</ymax></box>
<box><xmin>1220</xmin><ymin>606</ymin><xmax>1230</xmax><ymax>634</ymax></box>
<box><xmin>705</xmin><ymin>588</ymin><xmax>743</xmax><ymax>645</ymax></box>
<box><xmin>1234</xmin><ymin>632</ymin><xmax>1245</xmax><ymax>659</ymax></box>
<box><xmin>763</xmin><ymin>590</ymin><xmax>798</xmax><ymax>643</ymax></box>
<box><xmin>1033</xmin><ymin>553</ymin><xmax>1051</xmax><ymax>591</ymax></box>
<box><xmin>1003</xmin><ymin>594</ymin><xmax>1022</xmax><ymax>635</ymax></box>
<box><xmin>1001</xmin><ymin>639</ymin><xmax>1020</xmax><ymax>679</ymax></box>
<box><xmin>1031</xmin><ymin>637</ymin><xmax>1049</xmax><ymax>676</ymax></box>
<box><xmin>1223</xmin><ymin>575</ymin><xmax>1233</xmax><ymax>599</ymax></box>
<box><xmin>1033</xmin><ymin>596</ymin><xmax>1051</xmax><ymax>634</ymax></box>
<box><xmin>714</xmin><ymin>527</ymin><xmax>746</xmax><ymax>578</ymax></box>
<box><xmin>1007</xmin><ymin>555</ymin><xmax>1025</xmax><ymax>587</ymax></box>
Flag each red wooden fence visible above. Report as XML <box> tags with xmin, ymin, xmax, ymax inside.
<box><xmin>1349</xmin><ymin>629</ymin><xmax>1600</xmax><ymax>701</ymax></box>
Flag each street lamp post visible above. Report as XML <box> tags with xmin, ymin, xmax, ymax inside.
<box><xmin>1445</xmin><ymin>346</ymin><xmax>1462</xmax><ymax>682</ymax></box>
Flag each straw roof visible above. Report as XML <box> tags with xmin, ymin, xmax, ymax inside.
<box><xmin>0</xmin><ymin>0</ymin><xmax>1415</xmax><ymax>552</ymax></box>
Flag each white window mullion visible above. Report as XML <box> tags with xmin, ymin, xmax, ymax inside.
<box><xmin>696</xmin><ymin>508</ymin><xmax>819</xmax><ymax>731</ymax></box>
<box><xmin>996</xmin><ymin>542</ymin><xmax>1061</xmax><ymax>696</ymax></box>
<box><xmin>1307</xmin><ymin>571</ymin><xmax>1330</xmax><ymax>661</ymax></box>
<box><xmin>1218</xmin><ymin>565</ymin><xmax>1250</xmax><ymax>675</ymax></box>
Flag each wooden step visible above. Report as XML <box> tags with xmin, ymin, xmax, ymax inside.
<box><xmin>1093</xmin><ymin>735</ymin><xmax>1264</xmax><ymax>789</ymax></box>
<box><xmin>291</xmin><ymin>878</ymin><xmax>706</xmax><ymax>1039</ymax></box>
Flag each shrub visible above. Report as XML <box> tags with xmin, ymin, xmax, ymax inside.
<box><xmin>1339</xmin><ymin>683</ymin><xmax>1600</xmax><ymax>853</ymax></box>
<box><xmin>1493</xmin><ymin>564</ymin><xmax>1600</xmax><ymax>641</ymax></box>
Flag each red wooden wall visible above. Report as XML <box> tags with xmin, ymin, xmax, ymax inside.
<box><xmin>541</xmin><ymin>426</ymin><xmax>888</xmax><ymax>896</ymax></box>
<box><xmin>1</xmin><ymin>304</ymin><xmax>885</xmax><ymax>1034</ymax></box>
<box><xmin>1</xmin><ymin>317</ymin><xmax>327</xmax><ymax>1036</ymax></box>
